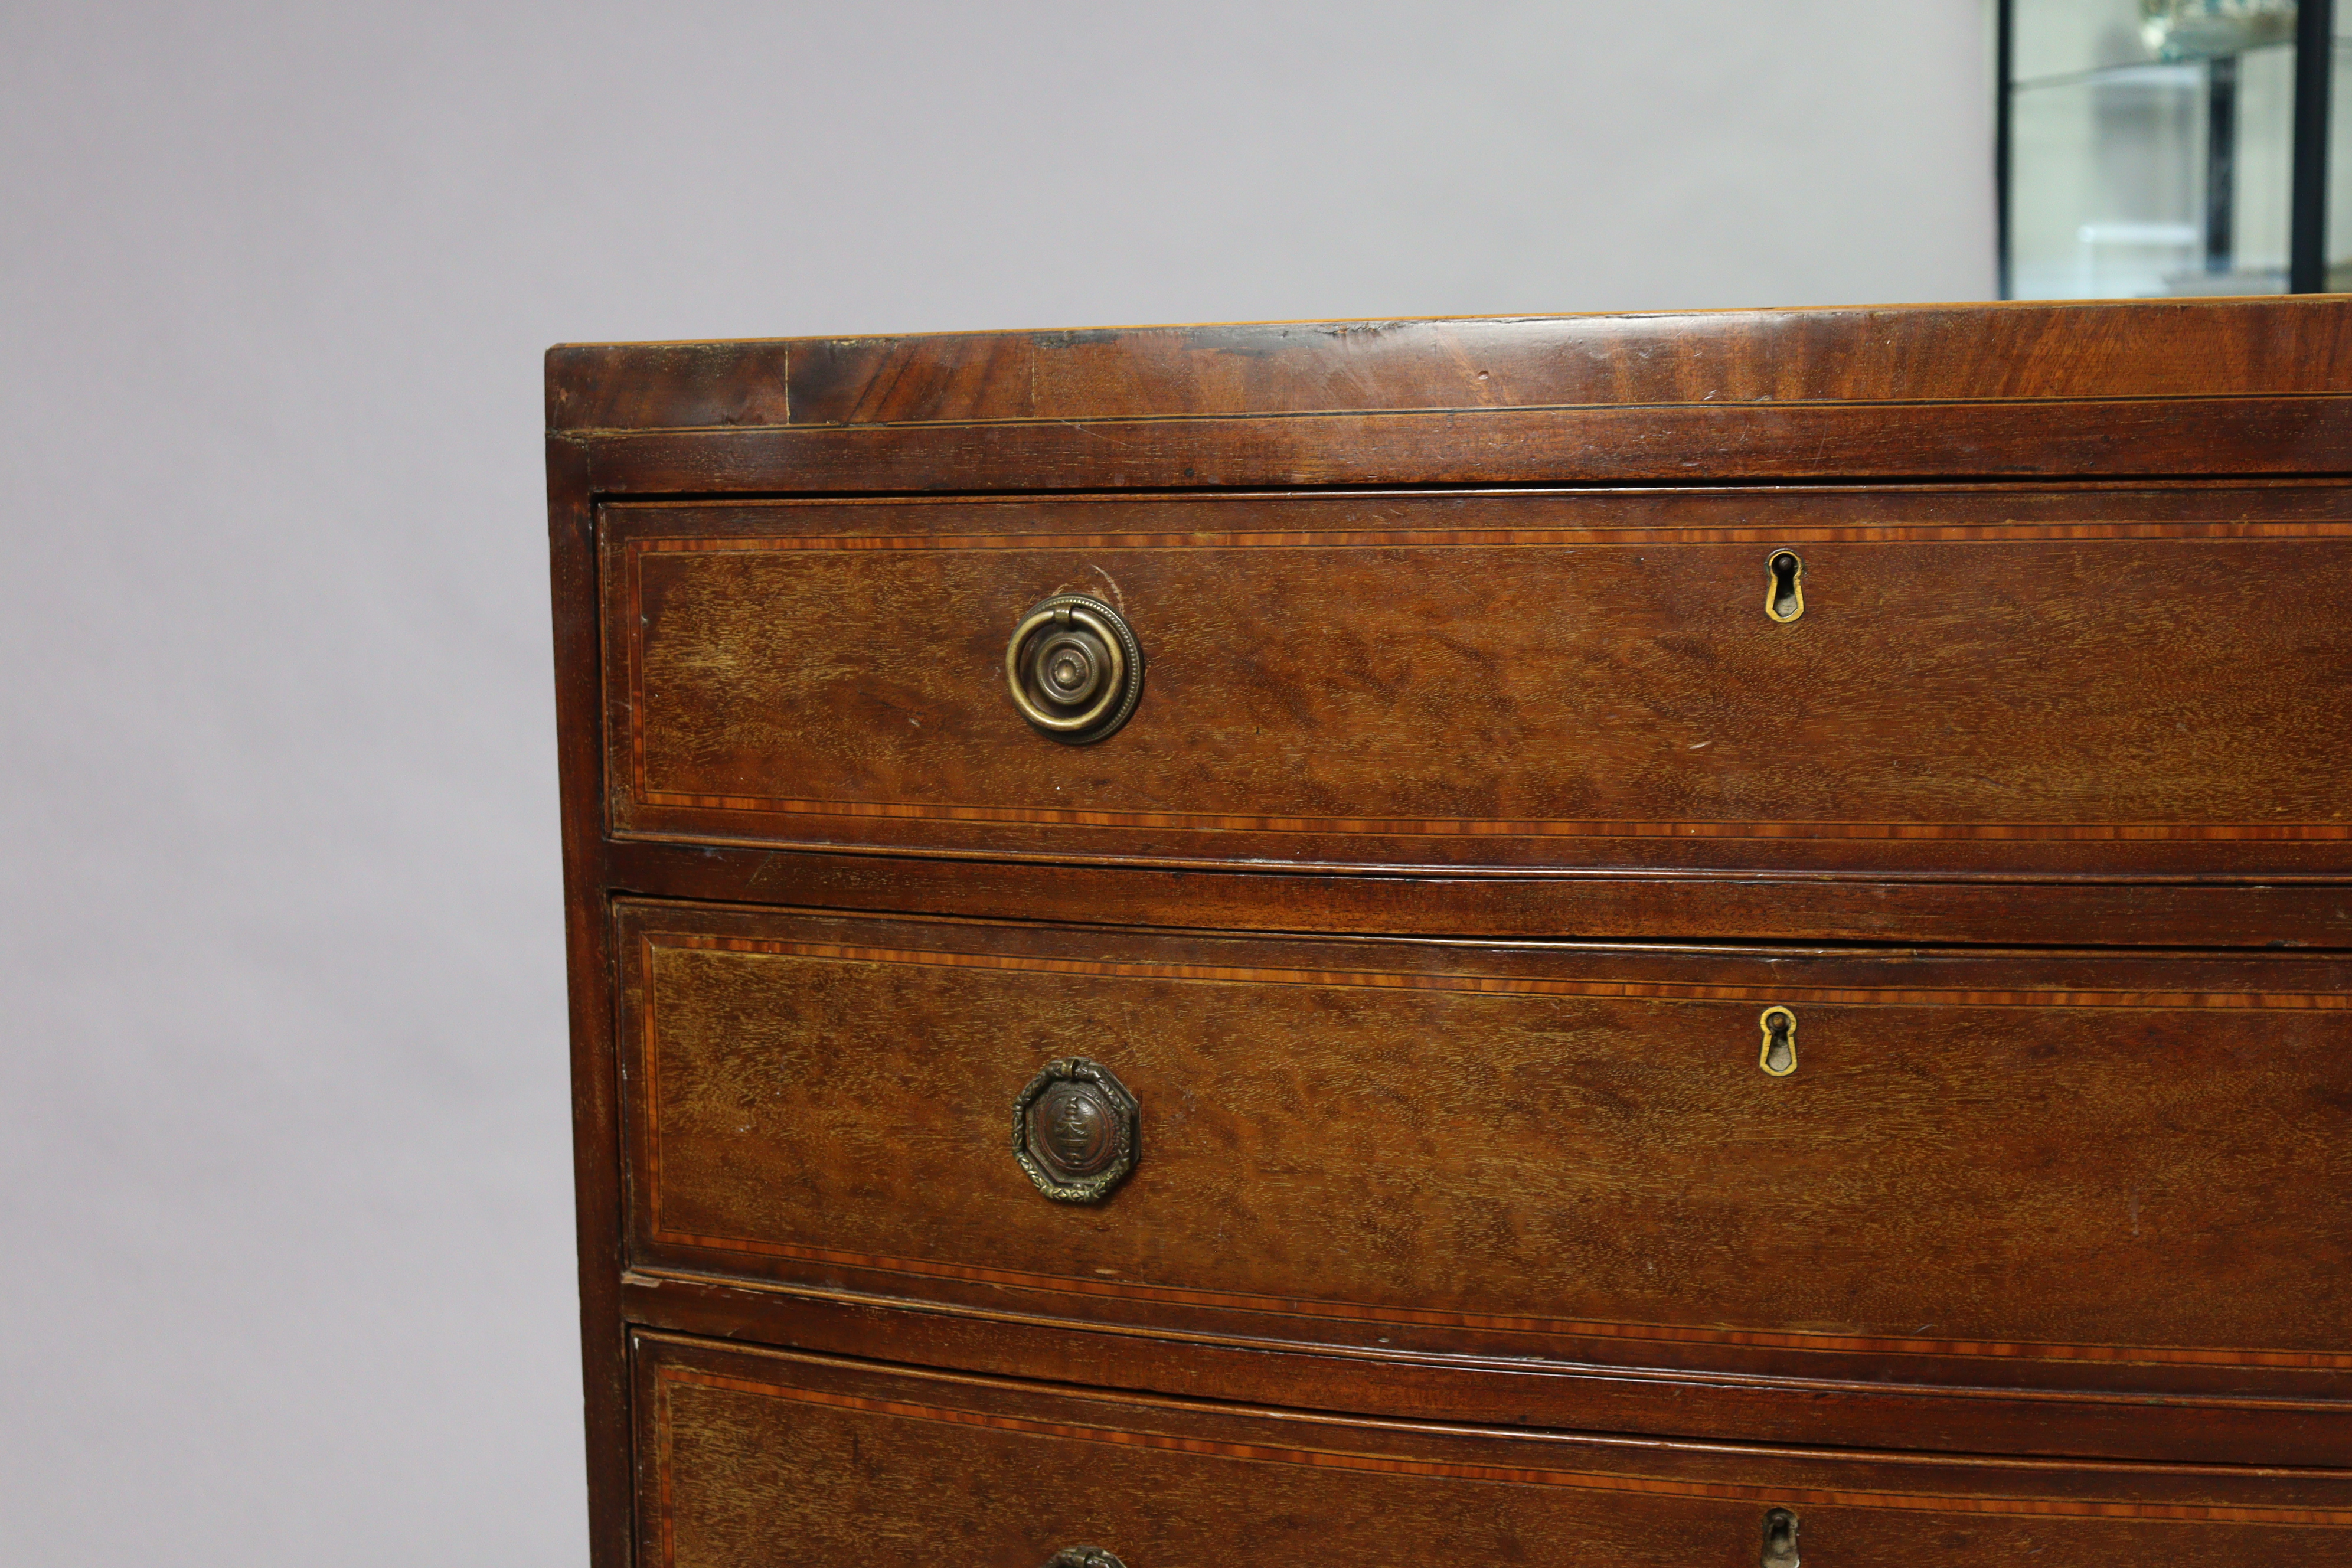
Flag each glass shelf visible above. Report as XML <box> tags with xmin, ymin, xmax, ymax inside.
<box><xmin>2000</xmin><ymin>1</ymin><xmax>2344</xmax><ymax>297</ymax></box>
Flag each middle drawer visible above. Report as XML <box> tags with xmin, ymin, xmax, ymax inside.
<box><xmin>614</xmin><ymin>899</ymin><xmax>2352</xmax><ymax>1461</ymax></box>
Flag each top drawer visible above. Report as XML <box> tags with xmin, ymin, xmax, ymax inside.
<box><xmin>601</xmin><ymin>484</ymin><xmax>2352</xmax><ymax>878</ymax></box>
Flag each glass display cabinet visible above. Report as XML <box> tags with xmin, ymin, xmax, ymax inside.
<box><xmin>1999</xmin><ymin>0</ymin><xmax>2347</xmax><ymax>296</ymax></box>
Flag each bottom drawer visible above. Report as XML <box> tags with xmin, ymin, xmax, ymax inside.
<box><xmin>637</xmin><ymin>1333</ymin><xmax>2352</xmax><ymax>1567</ymax></box>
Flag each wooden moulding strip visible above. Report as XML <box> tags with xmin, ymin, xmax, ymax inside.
<box><xmin>646</xmin><ymin>1358</ymin><xmax>2352</xmax><ymax>1527</ymax></box>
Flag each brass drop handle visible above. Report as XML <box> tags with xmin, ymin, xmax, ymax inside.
<box><xmin>1761</xmin><ymin>1507</ymin><xmax>1801</xmax><ymax>1567</ymax></box>
<box><xmin>1043</xmin><ymin>1550</ymin><xmax>1127</xmax><ymax>1568</ymax></box>
<box><xmin>1005</xmin><ymin>593</ymin><xmax>1145</xmax><ymax>742</ymax></box>
<box><xmin>1012</xmin><ymin>1058</ymin><xmax>1139</xmax><ymax>1203</ymax></box>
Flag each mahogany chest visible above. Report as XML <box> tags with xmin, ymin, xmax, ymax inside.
<box><xmin>548</xmin><ymin>299</ymin><xmax>2352</xmax><ymax>1567</ymax></box>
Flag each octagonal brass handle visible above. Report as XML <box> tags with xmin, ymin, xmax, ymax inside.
<box><xmin>1013</xmin><ymin>1058</ymin><xmax>1139</xmax><ymax>1203</ymax></box>
<box><xmin>1005</xmin><ymin>594</ymin><xmax>1144</xmax><ymax>743</ymax></box>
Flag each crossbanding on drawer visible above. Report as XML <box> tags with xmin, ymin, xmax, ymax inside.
<box><xmin>600</xmin><ymin>485</ymin><xmax>2352</xmax><ymax>876</ymax></box>
<box><xmin>635</xmin><ymin>1333</ymin><xmax>2352</xmax><ymax>1568</ymax></box>
<box><xmin>616</xmin><ymin>903</ymin><xmax>2352</xmax><ymax>1387</ymax></box>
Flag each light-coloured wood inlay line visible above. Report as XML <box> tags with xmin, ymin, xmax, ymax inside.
<box><xmin>623</xmin><ymin>1265</ymin><xmax>2352</xmax><ymax>1382</ymax></box>
<box><xmin>651</xmin><ymin>1365</ymin><xmax>2352</xmax><ymax>1528</ymax></box>
<box><xmin>632</xmin><ymin>929</ymin><xmax>2352</xmax><ymax>1370</ymax></box>
<box><xmin>651</xmin><ymin>932</ymin><xmax>2352</xmax><ymax>1012</ymax></box>
<box><xmin>607</xmin><ymin>481</ymin><xmax>2352</xmax><ymax>514</ymax></box>
<box><xmin>625</xmin><ymin>518</ymin><xmax>2352</xmax><ymax>552</ymax></box>
<box><xmin>595</xmin><ymin>384</ymin><xmax>2352</xmax><ymax>436</ymax></box>
<box><xmin>633</xmin><ymin>791</ymin><xmax>2352</xmax><ymax>841</ymax></box>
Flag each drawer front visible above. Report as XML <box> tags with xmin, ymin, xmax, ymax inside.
<box><xmin>636</xmin><ymin>1334</ymin><xmax>2352</xmax><ymax>1568</ymax></box>
<box><xmin>603</xmin><ymin>485</ymin><xmax>2352</xmax><ymax>876</ymax></box>
<box><xmin>617</xmin><ymin>903</ymin><xmax>2352</xmax><ymax>1429</ymax></box>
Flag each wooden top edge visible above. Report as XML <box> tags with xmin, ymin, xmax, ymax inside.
<box><xmin>545</xmin><ymin>296</ymin><xmax>2352</xmax><ymax>433</ymax></box>
<box><xmin>544</xmin><ymin>294</ymin><xmax>2328</xmax><ymax>355</ymax></box>
<box><xmin>544</xmin><ymin>300</ymin><xmax>1955</xmax><ymax>356</ymax></box>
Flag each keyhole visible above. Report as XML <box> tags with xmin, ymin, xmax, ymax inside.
<box><xmin>1760</xmin><ymin>1507</ymin><xmax>1800</xmax><ymax>1568</ymax></box>
<box><xmin>1765</xmin><ymin>550</ymin><xmax>1805</xmax><ymax>622</ymax></box>
<box><xmin>1758</xmin><ymin>1007</ymin><xmax>1798</xmax><ymax>1077</ymax></box>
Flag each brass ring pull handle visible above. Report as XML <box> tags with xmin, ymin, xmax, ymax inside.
<box><xmin>1005</xmin><ymin>594</ymin><xmax>1145</xmax><ymax>742</ymax></box>
<box><xmin>1012</xmin><ymin>1058</ymin><xmax>1139</xmax><ymax>1203</ymax></box>
<box><xmin>1043</xmin><ymin>1550</ymin><xmax>1128</xmax><ymax>1568</ymax></box>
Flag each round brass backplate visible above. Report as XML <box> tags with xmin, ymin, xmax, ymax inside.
<box><xmin>1042</xmin><ymin>1550</ymin><xmax>1128</xmax><ymax>1568</ymax></box>
<box><xmin>1004</xmin><ymin>594</ymin><xmax>1145</xmax><ymax>743</ymax></box>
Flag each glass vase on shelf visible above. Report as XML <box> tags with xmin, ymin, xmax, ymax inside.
<box><xmin>2141</xmin><ymin>0</ymin><xmax>2297</xmax><ymax>60</ymax></box>
<box><xmin>1998</xmin><ymin>0</ymin><xmax>2344</xmax><ymax>297</ymax></box>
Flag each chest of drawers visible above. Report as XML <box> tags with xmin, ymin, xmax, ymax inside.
<box><xmin>548</xmin><ymin>299</ymin><xmax>2352</xmax><ymax>1567</ymax></box>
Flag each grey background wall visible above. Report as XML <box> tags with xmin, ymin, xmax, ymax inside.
<box><xmin>0</xmin><ymin>4</ymin><xmax>1991</xmax><ymax>1563</ymax></box>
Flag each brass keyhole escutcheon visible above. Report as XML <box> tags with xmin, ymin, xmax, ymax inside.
<box><xmin>1004</xmin><ymin>593</ymin><xmax>1145</xmax><ymax>743</ymax></box>
<box><xmin>1012</xmin><ymin>1058</ymin><xmax>1140</xmax><ymax>1203</ymax></box>
<box><xmin>1760</xmin><ymin>1507</ymin><xmax>1801</xmax><ymax>1568</ymax></box>
<box><xmin>1759</xmin><ymin>1006</ymin><xmax>1798</xmax><ymax>1077</ymax></box>
<box><xmin>1765</xmin><ymin>549</ymin><xmax>1805</xmax><ymax>622</ymax></box>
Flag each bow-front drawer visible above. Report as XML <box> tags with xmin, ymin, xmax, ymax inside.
<box><xmin>635</xmin><ymin>1333</ymin><xmax>2352</xmax><ymax>1568</ymax></box>
<box><xmin>600</xmin><ymin>484</ymin><xmax>2352</xmax><ymax>879</ymax></box>
<box><xmin>614</xmin><ymin>900</ymin><xmax>2352</xmax><ymax>1464</ymax></box>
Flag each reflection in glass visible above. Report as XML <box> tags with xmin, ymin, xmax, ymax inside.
<box><xmin>2000</xmin><ymin>0</ymin><xmax>2340</xmax><ymax>296</ymax></box>
<box><xmin>2141</xmin><ymin>0</ymin><xmax>2298</xmax><ymax>61</ymax></box>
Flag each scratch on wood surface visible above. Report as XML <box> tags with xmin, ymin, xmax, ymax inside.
<box><xmin>1083</xmin><ymin>563</ymin><xmax>1125</xmax><ymax>608</ymax></box>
